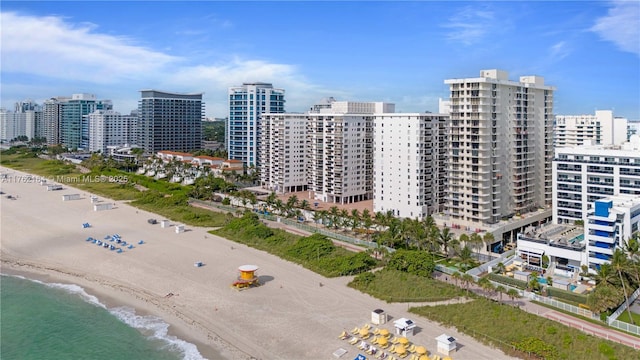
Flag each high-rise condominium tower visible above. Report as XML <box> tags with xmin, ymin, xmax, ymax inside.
<box><xmin>444</xmin><ymin>69</ymin><xmax>555</xmax><ymax>225</ymax></box>
<box><xmin>554</xmin><ymin>110</ymin><xmax>628</xmax><ymax>147</ymax></box>
<box><xmin>227</xmin><ymin>83</ymin><xmax>285</xmax><ymax>167</ymax></box>
<box><xmin>59</xmin><ymin>93</ymin><xmax>112</xmax><ymax>150</ymax></box>
<box><xmin>137</xmin><ymin>90</ymin><xmax>204</xmax><ymax>154</ymax></box>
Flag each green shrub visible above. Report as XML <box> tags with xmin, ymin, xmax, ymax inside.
<box><xmin>387</xmin><ymin>250</ymin><xmax>435</xmax><ymax>277</ymax></box>
<box><xmin>547</xmin><ymin>287</ymin><xmax>589</xmax><ymax>305</ymax></box>
<box><xmin>487</xmin><ymin>273</ymin><xmax>528</xmax><ymax>289</ymax></box>
<box><xmin>286</xmin><ymin>234</ymin><xmax>335</xmax><ymax>261</ymax></box>
<box><xmin>512</xmin><ymin>337</ymin><xmax>558</xmax><ymax>360</ymax></box>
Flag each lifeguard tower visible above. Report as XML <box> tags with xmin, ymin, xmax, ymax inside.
<box><xmin>232</xmin><ymin>265</ymin><xmax>260</xmax><ymax>290</ymax></box>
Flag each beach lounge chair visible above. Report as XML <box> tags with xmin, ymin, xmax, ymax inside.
<box><xmin>374</xmin><ymin>328</ymin><xmax>380</xmax><ymax>335</ymax></box>
<box><xmin>349</xmin><ymin>337</ymin><xmax>359</xmax><ymax>345</ymax></box>
<box><xmin>351</xmin><ymin>327</ymin><xmax>360</xmax><ymax>334</ymax></box>
<box><xmin>358</xmin><ymin>341</ymin><xmax>368</xmax><ymax>350</ymax></box>
<box><xmin>362</xmin><ymin>333</ymin><xmax>372</xmax><ymax>340</ymax></box>
<box><xmin>339</xmin><ymin>331</ymin><xmax>349</xmax><ymax>340</ymax></box>
<box><xmin>390</xmin><ymin>336</ymin><xmax>399</xmax><ymax>344</ymax></box>
<box><xmin>388</xmin><ymin>345</ymin><xmax>396</xmax><ymax>353</ymax></box>
<box><xmin>363</xmin><ymin>324</ymin><xmax>372</xmax><ymax>330</ymax></box>
<box><xmin>380</xmin><ymin>342</ymin><xmax>390</xmax><ymax>349</ymax></box>
<box><xmin>408</xmin><ymin>344</ymin><xmax>416</xmax><ymax>353</ymax></box>
<box><xmin>399</xmin><ymin>352</ymin><xmax>409</xmax><ymax>359</ymax></box>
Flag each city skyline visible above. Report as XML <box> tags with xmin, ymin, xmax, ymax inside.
<box><xmin>1</xmin><ymin>1</ymin><xmax>639</xmax><ymax>119</ymax></box>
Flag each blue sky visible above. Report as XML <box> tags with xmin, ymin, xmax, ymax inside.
<box><xmin>1</xmin><ymin>1</ymin><xmax>639</xmax><ymax>119</ymax></box>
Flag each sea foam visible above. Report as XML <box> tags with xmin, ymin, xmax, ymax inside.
<box><xmin>3</xmin><ymin>274</ymin><xmax>206</xmax><ymax>360</ymax></box>
<box><xmin>110</xmin><ymin>306</ymin><xmax>207</xmax><ymax>360</ymax></box>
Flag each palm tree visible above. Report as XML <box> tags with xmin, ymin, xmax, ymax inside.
<box><xmin>361</xmin><ymin>209</ymin><xmax>373</xmax><ymax>240</ymax></box>
<box><xmin>496</xmin><ymin>262</ymin><xmax>506</xmax><ymax>275</ymax></box>
<box><xmin>469</xmin><ymin>233</ymin><xmax>483</xmax><ymax>254</ymax></box>
<box><xmin>266</xmin><ymin>192</ymin><xmax>277</xmax><ymax>212</ymax></box>
<box><xmin>451</xmin><ymin>271</ymin><xmax>462</xmax><ymax>287</ymax></box>
<box><xmin>495</xmin><ymin>285</ymin><xmax>506</xmax><ymax>303</ymax></box>
<box><xmin>461</xmin><ymin>274</ymin><xmax>474</xmax><ymax>296</ymax></box>
<box><xmin>611</xmin><ymin>248</ymin><xmax>635</xmax><ymax>324</ymax></box>
<box><xmin>507</xmin><ymin>289</ymin><xmax>520</xmax><ymax>306</ymax></box>
<box><xmin>329</xmin><ymin>206</ymin><xmax>340</xmax><ymax>229</ymax></box>
<box><xmin>439</xmin><ymin>228</ymin><xmax>455</xmax><ymax>257</ymax></box>
<box><xmin>300</xmin><ymin>200</ymin><xmax>311</xmax><ymax>211</ymax></box>
<box><xmin>274</xmin><ymin>199</ymin><xmax>284</xmax><ymax>215</ymax></box>
<box><xmin>458</xmin><ymin>245</ymin><xmax>473</xmax><ymax>271</ymax></box>
<box><xmin>350</xmin><ymin>209</ymin><xmax>361</xmax><ymax>234</ymax></box>
<box><xmin>478</xmin><ymin>277</ymin><xmax>495</xmax><ymax>298</ymax></box>
<box><xmin>339</xmin><ymin>209</ymin><xmax>350</xmax><ymax>230</ymax></box>
<box><xmin>483</xmin><ymin>232</ymin><xmax>495</xmax><ymax>253</ymax></box>
<box><xmin>458</xmin><ymin>233</ymin><xmax>470</xmax><ymax>249</ymax></box>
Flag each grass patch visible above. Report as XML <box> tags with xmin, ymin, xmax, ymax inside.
<box><xmin>616</xmin><ymin>311</ymin><xmax>640</xmax><ymax>326</ymax></box>
<box><xmin>213</xmin><ymin>212</ymin><xmax>378</xmax><ymax>277</ymax></box>
<box><xmin>348</xmin><ymin>268</ymin><xmax>467</xmax><ymax>303</ymax></box>
<box><xmin>1</xmin><ymin>152</ymin><xmax>229</xmax><ymax>227</ymax></box>
<box><xmin>411</xmin><ymin>298</ymin><xmax>639</xmax><ymax>360</ymax></box>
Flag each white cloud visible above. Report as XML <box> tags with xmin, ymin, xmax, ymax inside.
<box><xmin>0</xmin><ymin>12</ymin><xmax>180</xmax><ymax>83</ymax></box>
<box><xmin>550</xmin><ymin>41</ymin><xmax>571</xmax><ymax>61</ymax></box>
<box><xmin>442</xmin><ymin>6</ymin><xmax>495</xmax><ymax>45</ymax></box>
<box><xmin>591</xmin><ymin>1</ymin><xmax>640</xmax><ymax>56</ymax></box>
<box><xmin>0</xmin><ymin>11</ymin><xmax>336</xmax><ymax>116</ymax></box>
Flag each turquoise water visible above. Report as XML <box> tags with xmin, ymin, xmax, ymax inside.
<box><xmin>1</xmin><ymin>274</ymin><xmax>206</xmax><ymax>360</ymax></box>
<box><xmin>570</xmin><ymin>284</ymin><xmax>577</xmax><ymax>291</ymax></box>
<box><xmin>570</xmin><ymin>234</ymin><xmax>585</xmax><ymax>243</ymax></box>
<box><xmin>538</xmin><ymin>277</ymin><xmax>548</xmax><ymax>284</ymax></box>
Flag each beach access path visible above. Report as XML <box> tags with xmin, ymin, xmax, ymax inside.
<box><xmin>0</xmin><ymin>166</ymin><xmax>514</xmax><ymax>360</ymax></box>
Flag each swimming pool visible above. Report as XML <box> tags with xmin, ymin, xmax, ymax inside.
<box><xmin>538</xmin><ymin>277</ymin><xmax>548</xmax><ymax>284</ymax></box>
<box><xmin>570</xmin><ymin>234</ymin><xmax>585</xmax><ymax>243</ymax></box>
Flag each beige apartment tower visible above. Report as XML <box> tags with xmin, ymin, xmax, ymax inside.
<box><xmin>444</xmin><ymin>69</ymin><xmax>555</xmax><ymax>224</ymax></box>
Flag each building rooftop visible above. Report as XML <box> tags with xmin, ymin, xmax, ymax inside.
<box><xmin>519</xmin><ymin>223</ymin><xmax>585</xmax><ymax>251</ymax></box>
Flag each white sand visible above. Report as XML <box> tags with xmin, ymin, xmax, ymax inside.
<box><xmin>0</xmin><ymin>166</ymin><xmax>515</xmax><ymax>360</ymax></box>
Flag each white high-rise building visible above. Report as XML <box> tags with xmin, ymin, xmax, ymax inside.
<box><xmin>0</xmin><ymin>109</ymin><xmax>16</xmax><ymax>141</ymax></box>
<box><xmin>307</xmin><ymin>100</ymin><xmax>394</xmax><ymax>204</ymax></box>
<box><xmin>373</xmin><ymin>113</ymin><xmax>448</xmax><ymax>219</ymax></box>
<box><xmin>555</xmin><ymin>110</ymin><xmax>628</xmax><ymax>147</ymax></box>
<box><xmin>259</xmin><ymin>113</ymin><xmax>308</xmax><ymax>193</ymax></box>
<box><xmin>553</xmin><ymin>135</ymin><xmax>640</xmax><ymax>224</ymax></box>
<box><xmin>444</xmin><ymin>69</ymin><xmax>555</xmax><ymax>225</ymax></box>
<box><xmin>227</xmin><ymin>83</ymin><xmax>285</xmax><ymax>167</ymax></box>
<box><xmin>88</xmin><ymin>110</ymin><xmax>138</xmax><ymax>154</ymax></box>
<box><xmin>586</xmin><ymin>195</ymin><xmax>640</xmax><ymax>272</ymax></box>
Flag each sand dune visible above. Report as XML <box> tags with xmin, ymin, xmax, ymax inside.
<box><xmin>0</xmin><ymin>166</ymin><xmax>514</xmax><ymax>360</ymax></box>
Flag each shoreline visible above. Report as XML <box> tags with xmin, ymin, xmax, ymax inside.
<box><xmin>0</xmin><ymin>165</ymin><xmax>514</xmax><ymax>360</ymax></box>
<box><xmin>0</xmin><ymin>263</ymin><xmax>228</xmax><ymax>360</ymax></box>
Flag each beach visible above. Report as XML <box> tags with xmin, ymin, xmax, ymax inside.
<box><xmin>0</xmin><ymin>166</ymin><xmax>515</xmax><ymax>360</ymax></box>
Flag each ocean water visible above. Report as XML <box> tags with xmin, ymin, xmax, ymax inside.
<box><xmin>0</xmin><ymin>274</ymin><xmax>207</xmax><ymax>360</ymax></box>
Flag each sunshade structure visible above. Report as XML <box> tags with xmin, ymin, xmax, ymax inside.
<box><xmin>415</xmin><ymin>345</ymin><xmax>427</xmax><ymax>355</ymax></box>
<box><xmin>395</xmin><ymin>344</ymin><xmax>407</xmax><ymax>356</ymax></box>
<box><xmin>379</xmin><ymin>328</ymin><xmax>390</xmax><ymax>337</ymax></box>
<box><xmin>397</xmin><ymin>337</ymin><xmax>409</xmax><ymax>345</ymax></box>
<box><xmin>419</xmin><ymin>355</ymin><xmax>429</xmax><ymax>360</ymax></box>
<box><xmin>359</xmin><ymin>328</ymin><xmax>369</xmax><ymax>337</ymax></box>
<box><xmin>377</xmin><ymin>336</ymin><xmax>388</xmax><ymax>346</ymax></box>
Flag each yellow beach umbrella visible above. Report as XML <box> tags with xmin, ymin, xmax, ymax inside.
<box><xmin>378</xmin><ymin>337</ymin><xmax>388</xmax><ymax>346</ymax></box>
<box><xmin>418</xmin><ymin>355</ymin><xmax>429</xmax><ymax>360</ymax></box>
<box><xmin>415</xmin><ymin>346</ymin><xmax>427</xmax><ymax>355</ymax></box>
<box><xmin>397</xmin><ymin>337</ymin><xmax>409</xmax><ymax>345</ymax></box>
<box><xmin>359</xmin><ymin>328</ymin><xmax>369</xmax><ymax>337</ymax></box>
<box><xmin>395</xmin><ymin>344</ymin><xmax>407</xmax><ymax>355</ymax></box>
<box><xmin>379</xmin><ymin>328</ymin><xmax>390</xmax><ymax>337</ymax></box>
